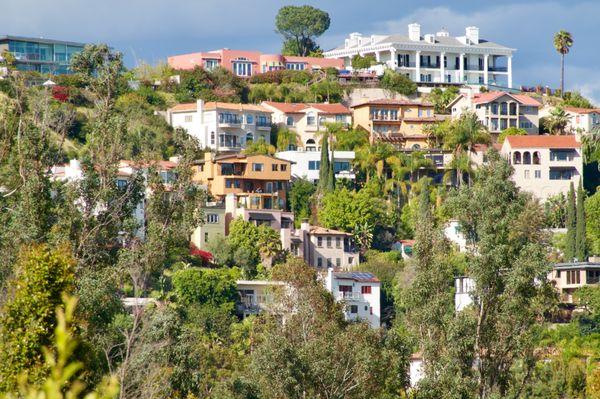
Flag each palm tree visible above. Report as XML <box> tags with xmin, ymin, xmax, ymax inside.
<box><xmin>553</xmin><ymin>30</ymin><xmax>573</xmax><ymax>97</ymax></box>
<box><xmin>354</xmin><ymin>143</ymin><xmax>395</xmax><ymax>183</ymax></box>
<box><xmin>582</xmin><ymin>126</ymin><xmax>600</xmax><ymax>166</ymax></box>
<box><xmin>547</xmin><ymin>107</ymin><xmax>571</xmax><ymax>135</ymax></box>
<box><xmin>443</xmin><ymin>112</ymin><xmax>491</xmax><ymax>186</ymax></box>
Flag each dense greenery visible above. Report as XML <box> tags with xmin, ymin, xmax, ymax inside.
<box><xmin>275</xmin><ymin>5</ymin><xmax>330</xmax><ymax>56</ymax></box>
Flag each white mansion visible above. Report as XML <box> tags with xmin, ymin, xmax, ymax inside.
<box><xmin>324</xmin><ymin>24</ymin><xmax>515</xmax><ymax>87</ymax></box>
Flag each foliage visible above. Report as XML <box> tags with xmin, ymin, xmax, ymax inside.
<box><xmin>289</xmin><ymin>178</ymin><xmax>316</xmax><ymax>226</ymax></box>
<box><xmin>360</xmin><ymin>250</ymin><xmax>404</xmax><ymax>325</ymax></box>
<box><xmin>427</xmin><ymin>86</ymin><xmax>459</xmax><ymax>114</ymax></box>
<box><xmin>586</xmin><ymin>188</ymin><xmax>600</xmax><ymax>255</ymax></box>
<box><xmin>333</xmin><ymin>126</ymin><xmax>369</xmax><ymax>151</ymax></box>
<box><xmin>275</xmin><ymin>5</ymin><xmax>330</xmax><ymax>56</ymax></box>
<box><xmin>275</xmin><ymin>125</ymin><xmax>299</xmax><ymax>151</ymax></box>
<box><xmin>317</xmin><ymin>131</ymin><xmax>334</xmax><ymax>193</ymax></box>
<box><xmin>0</xmin><ymin>245</ymin><xmax>75</xmax><ymax>390</ymax></box>
<box><xmin>173</xmin><ymin>66</ymin><xmax>248</xmax><ymax>103</ymax></box>
<box><xmin>0</xmin><ymin>296</ymin><xmax>119</xmax><ymax>399</ymax></box>
<box><xmin>379</xmin><ymin>69</ymin><xmax>417</xmax><ymax>96</ymax></box>
<box><xmin>172</xmin><ymin>267</ymin><xmax>239</xmax><ymax>308</ymax></box>
<box><xmin>351</xmin><ymin>54</ymin><xmax>376</xmax><ymax>70</ymax></box>
<box><xmin>553</xmin><ymin>30</ymin><xmax>574</xmax><ymax>96</ymax></box>
<box><xmin>544</xmin><ymin>192</ymin><xmax>568</xmax><ymax>228</ymax></box>
<box><xmin>563</xmin><ymin>91</ymin><xmax>595</xmax><ymax>109</ymax></box>
<box><xmin>498</xmin><ymin>126</ymin><xmax>527</xmax><ymax>143</ymax></box>
<box><xmin>565</xmin><ymin>183</ymin><xmax>577</xmax><ymax>261</ymax></box>
<box><xmin>576</xmin><ymin>181</ymin><xmax>587</xmax><ymax>261</ymax></box>
<box><xmin>243</xmin><ymin>138</ymin><xmax>276</xmax><ymax>155</ymax></box>
<box><xmin>547</xmin><ymin>106</ymin><xmax>571</xmax><ymax>134</ymax></box>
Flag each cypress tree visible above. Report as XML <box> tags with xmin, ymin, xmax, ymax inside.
<box><xmin>565</xmin><ymin>182</ymin><xmax>576</xmax><ymax>261</ymax></box>
<box><xmin>327</xmin><ymin>149</ymin><xmax>335</xmax><ymax>192</ymax></box>
<box><xmin>576</xmin><ymin>180</ymin><xmax>587</xmax><ymax>261</ymax></box>
<box><xmin>318</xmin><ymin>132</ymin><xmax>331</xmax><ymax>192</ymax></box>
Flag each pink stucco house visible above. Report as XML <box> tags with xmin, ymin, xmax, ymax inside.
<box><xmin>168</xmin><ymin>48</ymin><xmax>344</xmax><ymax>77</ymax></box>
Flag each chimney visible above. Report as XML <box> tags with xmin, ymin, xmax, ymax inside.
<box><xmin>465</xmin><ymin>26</ymin><xmax>479</xmax><ymax>44</ymax></box>
<box><xmin>326</xmin><ymin>267</ymin><xmax>334</xmax><ymax>293</ymax></box>
<box><xmin>424</xmin><ymin>34</ymin><xmax>435</xmax><ymax>43</ymax></box>
<box><xmin>436</xmin><ymin>28</ymin><xmax>449</xmax><ymax>37</ymax></box>
<box><xmin>300</xmin><ymin>218</ymin><xmax>310</xmax><ymax>232</ymax></box>
<box><xmin>408</xmin><ymin>23</ymin><xmax>421</xmax><ymax>41</ymax></box>
<box><xmin>225</xmin><ymin>193</ymin><xmax>238</xmax><ymax>214</ymax></box>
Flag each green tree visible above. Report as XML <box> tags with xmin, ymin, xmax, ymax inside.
<box><xmin>563</xmin><ymin>91</ymin><xmax>594</xmax><ymax>109</ymax></box>
<box><xmin>448</xmin><ymin>151</ymin><xmax>554</xmax><ymax>398</ymax></box>
<box><xmin>0</xmin><ymin>245</ymin><xmax>75</xmax><ymax>390</ymax></box>
<box><xmin>427</xmin><ymin>86</ymin><xmax>460</xmax><ymax>114</ymax></box>
<box><xmin>275</xmin><ymin>126</ymin><xmax>299</xmax><ymax>151</ymax></box>
<box><xmin>332</xmin><ymin>126</ymin><xmax>369</xmax><ymax>151</ymax></box>
<box><xmin>565</xmin><ymin>182</ymin><xmax>576</xmax><ymax>261</ymax></box>
<box><xmin>275</xmin><ymin>5</ymin><xmax>330</xmax><ymax>56</ymax></box>
<box><xmin>576</xmin><ymin>180</ymin><xmax>587</xmax><ymax>261</ymax></box>
<box><xmin>317</xmin><ymin>131</ymin><xmax>333</xmax><ymax>192</ymax></box>
<box><xmin>379</xmin><ymin>69</ymin><xmax>417</xmax><ymax>96</ymax></box>
<box><xmin>172</xmin><ymin>267</ymin><xmax>239</xmax><ymax>308</ymax></box>
<box><xmin>553</xmin><ymin>30</ymin><xmax>574</xmax><ymax>97</ymax></box>
<box><xmin>498</xmin><ymin>126</ymin><xmax>527</xmax><ymax>143</ymax></box>
<box><xmin>243</xmin><ymin>138</ymin><xmax>276</xmax><ymax>155</ymax></box>
<box><xmin>289</xmin><ymin>178</ymin><xmax>316</xmax><ymax>226</ymax></box>
<box><xmin>586</xmin><ymin>188</ymin><xmax>600</xmax><ymax>255</ymax></box>
<box><xmin>547</xmin><ymin>106</ymin><xmax>571</xmax><ymax>134</ymax></box>
<box><xmin>351</xmin><ymin>54</ymin><xmax>376</xmax><ymax>70</ymax></box>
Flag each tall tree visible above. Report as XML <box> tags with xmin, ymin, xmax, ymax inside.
<box><xmin>565</xmin><ymin>182</ymin><xmax>576</xmax><ymax>261</ymax></box>
<box><xmin>576</xmin><ymin>180</ymin><xmax>587</xmax><ymax>261</ymax></box>
<box><xmin>318</xmin><ymin>131</ymin><xmax>332</xmax><ymax>192</ymax></box>
<box><xmin>275</xmin><ymin>5</ymin><xmax>330</xmax><ymax>56</ymax></box>
<box><xmin>448</xmin><ymin>151</ymin><xmax>553</xmax><ymax>398</ymax></box>
<box><xmin>553</xmin><ymin>30</ymin><xmax>574</xmax><ymax>97</ymax></box>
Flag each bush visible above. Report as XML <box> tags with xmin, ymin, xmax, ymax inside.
<box><xmin>172</xmin><ymin>267</ymin><xmax>239</xmax><ymax>307</ymax></box>
<box><xmin>380</xmin><ymin>69</ymin><xmax>417</xmax><ymax>96</ymax></box>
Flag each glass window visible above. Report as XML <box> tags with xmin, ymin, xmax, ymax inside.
<box><xmin>361</xmin><ymin>285</ymin><xmax>372</xmax><ymax>294</ymax></box>
<box><xmin>550</xmin><ymin>169</ymin><xmax>574</xmax><ymax>180</ymax></box>
<box><xmin>185</xmin><ymin>115</ymin><xmax>193</xmax><ymax>122</ymax></box>
<box><xmin>206</xmin><ymin>214</ymin><xmax>219</xmax><ymax>224</ymax></box>
<box><xmin>317</xmin><ymin>257</ymin><xmax>322</xmax><ymax>267</ymax></box>
<box><xmin>336</xmin><ymin>237</ymin><xmax>341</xmax><ymax>248</ymax></box>
<box><xmin>286</xmin><ymin>116</ymin><xmax>294</xmax><ymax>126</ymax></box>
<box><xmin>272</xmin><ymin>164</ymin><xmax>278</xmax><ymax>171</ymax></box>
<box><xmin>308</xmin><ymin>160</ymin><xmax>320</xmax><ymax>170</ymax></box>
<box><xmin>317</xmin><ymin>237</ymin><xmax>323</xmax><ymax>247</ymax></box>
<box><xmin>336</xmin><ymin>258</ymin><xmax>341</xmax><ymax>267</ymax></box>
<box><xmin>280</xmin><ymin>164</ymin><xmax>287</xmax><ymax>171</ymax></box>
<box><xmin>326</xmin><ymin>237</ymin><xmax>332</xmax><ymax>248</ymax></box>
<box><xmin>246</xmin><ymin>114</ymin><xmax>254</xmax><ymax>124</ymax></box>
<box><xmin>307</xmin><ymin>112</ymin><xmax>316</xmax><ymax>126</ymax></box>
<box><xmin>550</xmin><ymin>150</ymin><xmax>575</xmax><ymax>161</ymax></box>
<box><xmin>252</xmin><ymin>163</ymin><xmax>264</xmax><ymax>172</ymax></box>
<box><xmin>535</xmin><ymin>170</ymin><xmax>541</xmax><ymax>179</ymax></box>
<box><xmin>350</xmin><ymin>305</ymin><xmax>358</xmax><ymax>314</ymax></box>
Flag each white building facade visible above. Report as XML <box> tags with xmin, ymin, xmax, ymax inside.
<box><xmin>325</xmin><ymin>268</ymin><xmax>381</xmax><ymax>328</ymax></box>
<box><xmin>166</xmin><ymin>100</ymin><xmax>273</xmax><ymax>152</ymax></box>
<box><xmin>275</xmin><ymin>150</ymin><xmax>356</xmax><ymax>182</ymax></box>
<box><xmin>500</xmin><ymin>135</ymin><xmax>583</xmax><ymax>201</ymax></box>
<box><xmin>324</xmin><ymin>24</ymin><xmax>514</xmax><ymax>87</ymax></box>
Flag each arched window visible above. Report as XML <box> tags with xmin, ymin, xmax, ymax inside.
<box><xmin>513</xmin><ymin>151</ymin><xmax>521</xmax><ymax>164</ymax></box>
<box><xmin>533</xmin><ymin>151</ymin><xmax>541</xmax><ymax>165</ymax></box>
<box><xmin>305</xmin><ymin>138</ymin><xmax>316</xmax><ymax>151</ymax></box>
<box><xmin>306</xmin><ymin>112</ymin><xmax>316</xmax><ymax>126</ymax></box>
<box><xmin>246</xmin><ymin>132</ymin><xmax>254</xmax><ymax>143</ymax></box>
<box><xmin>286</xmin><ymin>116</ymin><xmax>294</xmax><ymax>126</ymax></box>
<box><xmin>412</xmin><ymin>144</ymin><xmax>421</xmax><ymax>150</ymax></box>
<box><xmin>523</xmin><ymin>151</ymin><xmax>531</xmax><ymax>164</ymax></box>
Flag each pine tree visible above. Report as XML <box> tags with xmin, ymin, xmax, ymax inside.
<box><xmin>565</xmin><ymin>182</ymin><xmax>576</xmax><ymax>261</ymax></box>
<box><xmin>576</xmin><ymin>180</ymin><xmax>587</xmax><ymax>261</ymax></box>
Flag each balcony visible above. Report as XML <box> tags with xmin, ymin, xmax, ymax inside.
<box><xmin>420</xmin><ymin>63</ymin><xmax>441</xmax><ymax>69</ymax></box>
<box><xmin>489</xmin><ymin>66</ymin><xmax>508</xmax><ymax>72</ymax></box>
<box><xmin>370</xmin><ymin>115</ymin><xmax>400</xmax><ymax>122</ymax></box>
<box><xmin>256</xmin><ymin>121</ymin><xmax>272</xmax><ymax>131</ymax></box>
<box><xmin>218</xmin><ymin>114</ymin><xmax>242</xmax><ymax>126</ymax></box>
<box><xmin>335</xmin><ymin>291</ymin><xmax>365</xmax><ymax>302</ymax></box>
<box><xmin>238</xmin><ymin>294</ymin><xmax>274</xmax><ymax>314</ymax></box>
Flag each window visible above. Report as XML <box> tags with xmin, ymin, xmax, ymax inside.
<box><xmin>513</xmin><ymin>151</ymin><xmax>522</xmax><ymax>165</ymax></box>
<box><xmin>317</xmin><ymin>257</ymin><xmax>322</xmax><ymax>267</ymax></box>
<box><xmin>350</xmin><ymin>305</ymin><xmax>358</xmax><ymax>314</ymax></box>
<box><xmin>252</xmin><ymin>163</ymin><xmax>264</xmax><ymax>172</ymax></box>
<box><xmin>246</xmin><ymin>114</ymin><xmax>254</xmax><ymax>124</ymax></box>
<box><xmin>339</xmin><ymin>285</ymin><xmax>352</xmax><ymax>293</ymax></box>
<box><xmin>334</xmin><ymin>161</ymin><xmax>350</xmax><ymax>173</ymax></box>
<box><xmin>336</xmin><ymin>258</ymin><xmax>341</xmax><ymax>267</ymax></box>
<box><xmin>524</xmin><ymin>170</ymin><xmax>530</xmax><ymax>179</ymax></box>
<box><xmin>500</xmin><ymin>119</ymin><xmax>508</xmax><ymax>130</ymax></box>
<box><xmin>535</xmin><ymin>170</ymin><xmax>541</xmax><ymax>179</ymax></box>
<box><xmin>317</xmin><ymin>236</ymin><xmax>323</xmax><ymax>247</ymax></box>
<box><xmin>566</xmin><ymin>270</ymin><xmax>581</xmax><ymax>285</ymax></box>
<box><xmin>326</xmin><ymin>236</ymin><xmax>332</xmax><ymax>248</ymax></box>
<box><xmin>286</xmin><ymin>116</ymin><xmax>294</xmax><ymax>126</ymax></box>
<box><xmin>272</xmin><ymin>164</ymin><xmax>278</xmax><ymax>171</ymax></box>
<box><xmin>285</xmin><ymin>62</ymin><xmax>305</xmax><ymax>70</ymax></box>
<box><xmin>348</xmin><ymin>257</ymin><xmax>354</xmax><ymax>264</ymax></box>
<box><xmin>523</xmin><ymin>152</ymin><xmax>531</xmax><ymax>165</ymax></box>
<box><xmin>233</xmin><ymin>61</ymin><xmax>252</xmax><ymax>76</ymax></box>
<box><xmin>308</xmin><ymin>160</ymin><xmax>321</xmax><ymax>170</ymax></box>
<box><xmin>550</xmin><ymin>150</ymin><xmax>575</xmax><ymax>161</ymax></box>
<box><xmin>117</xmin><ymin>179</ymin><xmax>127</xmax><ymax>189</ymax></box>
<box><xmin>500</xmin><ymin>102</ymin><xmax>508</xmax><ymax>115</ymax></box>
<box><xmin>219</xmin><ymin>113</ymin><xmax>242</xmax><ymax>124</ymax></box>
<box><xmin>204</xmin><ymin>59</ymin><xmax>219</xmax><ymax>70</ymax></box>
<box><xmin>509</xmin><ymin>103</ymin><xmax>517</xmax><ymax>115</ymax></box>
<box><xmin>204</xmin><ymin>232</ymin><xmax>209</xmax><ymax>242</ymax></box>
<box><xmin>335</xmin><ymin>114</ymin><xmax>345</xmax><ymax>122</ymax></box>
<box><xmin>256</xmin><ymin>115</ymin><xmax>270</xmax><ymax>127</ymax></box>
<box><xmin>361</xmin><ymin>285</ymin><xmax>372</xmax><ymax>294</ymax></box>
<box><xmin>533</xmin><ymin>152</ymin><xmax>541</xmax><ymax>165</ymax></box>
<box><xmin>520</xmin><ymin>120</ymin><xmax>533</xmax><ymax>129</ymax></box>
<box><xmin>336</xmin><ymin>237</ymin><xmax>341</xmax><ymax>248</ymax></box>
<box><xmin>491</xmin><ymin>103</ymin><xmax>499</xmax><ymax>114</ymax></box>
<box><xmin>280</xmin><ymin>164</ymin><xmax>287</xmax><ymax>171</ymax></box>
<box><xmin>587</xmin><ymin>270</ymin><xmax>600</xmax><ymax>284</ymax></box>
<box><xmin>327</xmin><ymin>258</ymin><xmax>332</xmax><ymax>268</ymax></box>
<box><xmin>550</xmin><ymin>169</ymin><xmax>575</xmax><ymax>180</ymax></box>
<box><xmin>246</xmin><ymin>132</ymin><xmax>254</xmax><ymax>143</ymax></box>
<box><xmin>211</xmin><ymin>131</ymin><xmax>215</xmax><ymax>145</ymax></box>
<box><xmin>206</xmin><ymin>213</ymin><xmax>219</xmax><ymax>224</ymax></box>
<box><xmin>184</xmin><ymin>115</ymin><xmax>193</xmax><ymax>122</ymax></box>
<box><xmin>307</xmin><ymin>112</ymin><xmax>316</xmax><ymax>126</ymax></box>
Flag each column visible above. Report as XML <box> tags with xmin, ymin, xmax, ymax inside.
<box><xmin>375</xmin><ymin>51</ymin><xmax>381</xmax><ymax>62</ymax></box>
<box><xmin>507</xmin><ymin>56</ymin><xmax>513</xmax><ymax>88</ymax></box>
<box><xmin>390</xmin><ymin>48</ymin><xmax>397</xmax><ymax>68</ymax></box>
<box><xmin>440</xmin><ymin>51</ymin><xmax>445</xmax><ymax>83</ymax></box>
<box><xmin>459</xmin><ymin>53</ymin><xmax>465</xmax><ymax>84</ymax></box>
<box><xmin>415</xmin><ymin>50</ymin><xmax>421</xmax><ymax>82</ymax></box>
<box><xmin>483</xmin><ymin>54</ymin><xmax>489</xmax><ymax>85</ymax></box>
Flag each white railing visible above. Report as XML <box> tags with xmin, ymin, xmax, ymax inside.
<box><xmin>335</xmin><ymin>291</ymin><xmax>365</xmax><ymax>301</ymax></box>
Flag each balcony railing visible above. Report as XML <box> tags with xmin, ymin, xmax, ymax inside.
<box><xmin>219</xmin><ymin>115</ymin><xmax>242</xmax><ymax>124</ymax></box>
<box><xmin>370</xmin><ymin>115</ymin><xmax>400</xmax><ymax>121</ymax></box>
<box><xmin>335</xmin><ymin>292</ymin><xmax>365</xmax><ymax>301</ymax></box>
<box><xmin>489</xmin><ymin>66</ymin><xmax>508</xmax><ymax>72</ymax></box>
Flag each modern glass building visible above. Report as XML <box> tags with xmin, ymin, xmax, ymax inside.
<box><xmin>0</xmin><ymin>35</ymin><xmax>86</xmax><ymax>75</ymax></box>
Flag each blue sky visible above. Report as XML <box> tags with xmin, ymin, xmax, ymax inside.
<box><xmin>3</xmin><ymin>0</ymin><xmax>599</xmax><ymax>103</ymax></box>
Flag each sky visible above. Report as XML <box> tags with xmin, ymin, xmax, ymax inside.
<box><xmin>2</xmin><ymin>0</ymin><xmax>599</xmax><ymax>103</ymax></box>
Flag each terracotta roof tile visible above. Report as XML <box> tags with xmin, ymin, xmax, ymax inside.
<box><xmin>309</xmin><ymin>226</ymin><xmax>351</xmax><ymax>236</ymax></box>
<box><xmin>305</xmin><ymin>103</ymin><xmax>351</xmax><ymax>114</ymax></box>
<box><xmin>169</xmin><ymin>102</ymin><xmax>271</xmax><ymax>113</ymax></box>
<box><xmin>504</xmin><ymin>135</ymin><xmax>581</xmax><ymax>149</ymax></box>
<box><xmin>564</xmin><ymin>106</ymin><xmax>600</xmax><ymax>114</ymax></box>
<box><xmin>263</xmin><ymin>101</ymin><xmax>351</xmax><ymax>114</ymax></box>
<box><xmin>470</xmin><ymin>91</ymin><xmax>541</xmax><ymax>107</ymax></box>
<box><xmin>351</xmin><ymin>98</ymin><xmax>433</xmax><ymax>108</ymax></box>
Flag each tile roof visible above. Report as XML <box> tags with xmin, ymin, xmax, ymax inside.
<box><xmin>504</xmin><ymin>135</ymin><xmax>581</xmax><ymax>149</ymax></box>
<box><xmin>470</xmin><ymin>92</ymin><xmax>541</xmax><ymax>107</ymax></box>
<box><xmin>169</xmin><ymin>102</ymin><xmax>198</xmax><ymax>112</ymax></box>
<box><xmin>262</xmin><ymin>101</ymin><xmax>351</xmax><ymax>114</ymax></box>
<box><xmin>351</xmin><ymin>98</ymin><xmax>433</xmax><ymax>108</ymax></box>
<box><xmin>564</xmin><ymin>107</ymin><xmax>600</xmax><ymax>114</ymax></box>
<box><xmin>333</xmin><ymin>271</ymin><xmax>380</xmax><ymax>283</ymax></box>
<box><xmin>309</xmin><ymin>226</ymin><xmax>352</xmax><ymax>236</ymax></box>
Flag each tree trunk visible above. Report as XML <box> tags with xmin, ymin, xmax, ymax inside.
<box><xmin>560</xmin><ymin>53</ymin><xmax>565</xmax><ymax>98</ymax></box>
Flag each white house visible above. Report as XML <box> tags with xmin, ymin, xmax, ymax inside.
<box><xmin>455</xmin><ymin>276</ymin><xmax>475</xmax><ymax>311</ymax></box>
<box><xmin>275</xmin><ymin>150</ymin><xmax>356</xmax><ymax>182</ymax></box>
<box><xmin>500</xmin><ymin>135</ymin><xmax>583</xmax><ymax>201</ymax></box>
<box><xmin>324</xmin><ymin>24</ymin><xmax>515</xmax><ymax>87</ymax></box>
<box><xmin>325</xmin><ymin>268</ymin><xmax>381</xmax><ymax>328</ymax></box>
<box><xmin>166</xmin><ymin>100</ymin><xmax>273</xmax><ymax>152</ymax></box>
<box><xmin>539</xmin><ymin>106</ymin><xmax>600</xmax><ymax>138</ymax></box>
<box><xmin>448</xmin><ymin>91</ymin><xmax>541</xmax><ymax>136</ymax></box>
<box><xmin>444</xmin><ymin>220</ymin><xmax>468</xmax><ymax>252</ymax></box>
